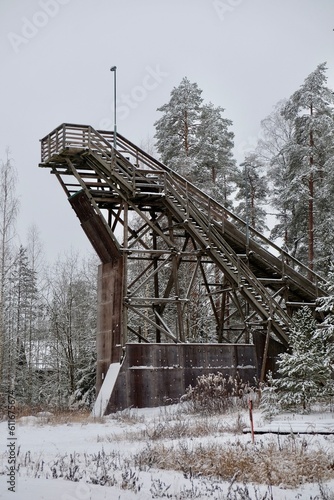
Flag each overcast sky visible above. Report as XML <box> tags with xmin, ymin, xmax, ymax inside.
<box><xmin>1</xmin><ymin>0</ymin><xmax>333</xmax><ymax>262</ymax></box>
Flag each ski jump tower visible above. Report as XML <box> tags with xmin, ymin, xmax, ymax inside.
<box><xmin>39</xmin><ymin>124</ymin><xmax>327</xmax><ymax>413</ymax></box>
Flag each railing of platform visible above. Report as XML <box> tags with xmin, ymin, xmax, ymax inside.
<box><xmin>41</xmin><ymin>124</ymin><xmax>114</xmax><ymax>164</ymax></box>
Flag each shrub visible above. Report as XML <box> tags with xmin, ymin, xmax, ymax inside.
<box><xmin>182</xmin><ymin>372</ymin><xmax>256</xmax><ymax>414</ymax></box>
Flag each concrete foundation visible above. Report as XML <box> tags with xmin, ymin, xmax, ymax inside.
<box><xmin>105</xmin><ymin>343</ymin><xmax>258</xmax><ymax>413</ymax></box>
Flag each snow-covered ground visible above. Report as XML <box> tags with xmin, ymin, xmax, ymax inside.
<box><xmin>1</xmin><ymin>405</ymin><xmax>334</xmax><ymax>499</ymax></box>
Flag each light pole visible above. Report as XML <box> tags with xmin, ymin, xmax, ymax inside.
<box><xmin>244</xmin><ymin>162</ymin><xmax>250</xmax><ymax>250</ymax></box>
<box><xmin>110</xmin><ymin>66</ymin><xmax>117</xmax><ymax>149</ymax></box>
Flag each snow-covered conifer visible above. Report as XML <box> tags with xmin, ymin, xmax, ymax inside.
<box><xmin>194</xmin><ymin>102</ymin><xmax>235</xmax><ymax>205</ymax></box>
<box><xmin>154</xmin><ymin>77</ymin><xmax>203</xmax><ymax>176</ymax></box>
<box><xmin>154</xmin><ymin>78</ymin><xmax>235</xmax><ymax>204</ymax></box>
<box><xmin>281</xmin><ymin>62</ymin><xmax>334</xmax><ymax>273</ymax></box>
<box><xmin>275</xmin><ymin>307</ymin><xmax>332</xmax><ymax>412</ymax></box>
<box><xmin>234</xmin><ymin>152</ymin><xmax>268</xmax><ymax>235</ymax></box>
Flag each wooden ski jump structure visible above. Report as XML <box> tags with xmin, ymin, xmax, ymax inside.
<box><xmin>39</xmin><ymin>124</ymin><xmax>327</xmax><ymax>413</ymax></box>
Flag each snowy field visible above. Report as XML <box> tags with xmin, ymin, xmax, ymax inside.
<box><xmin>1</xmin><ymin>404</ymin><xmax>334</xmax><ymax>499</ymax></box>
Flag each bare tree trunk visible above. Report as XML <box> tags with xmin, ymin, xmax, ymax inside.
<box><xmin>184</xmin><ymin>110</ymin><xmax>189</xmax><ymax>155</ymax></box>
<box><xmin>308</xmin><ymin>171</ymin><xmax>314</xmax><ymax>276</ymax></box>
<box><xmin>308</xmin><ymin>105</ymin><xmax>314</xmax><ymax>278</ymax></box>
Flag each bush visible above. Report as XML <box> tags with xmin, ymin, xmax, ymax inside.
<box><xmin>265</xmin><ymin>307</ymin><xmax>334</xmax><ymax>414</ymax></box>
<box><xmin>182</xmin><ymin>372</ymin><xmax>256</xmax><ymax>414</ymax></box>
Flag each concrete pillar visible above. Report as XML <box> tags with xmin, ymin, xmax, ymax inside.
<box><xmin>96</xmin><ymin>259</ymin><xmax>124</xmax><ymax>394</ymax></box>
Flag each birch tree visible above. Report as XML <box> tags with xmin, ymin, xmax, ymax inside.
<box><xmin>45</xmin><ymin>252</ymin><xmax>97</xmax><ymax>408</ymax></box>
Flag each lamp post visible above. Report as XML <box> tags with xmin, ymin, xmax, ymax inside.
<box><xmin>110</xmin><ymin>66</ymin><xmax>117</xmax><ymax>149</ymax></box>
<box><xmin>244</xmin><ymin>162</ymin><xmax>250</xmax><ymax>250</ymax></box>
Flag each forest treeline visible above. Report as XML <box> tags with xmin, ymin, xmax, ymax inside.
<box><xmin>1</xmin><ymin>62</ymin><xmax>333</xmax><ymax>410</ymax></box>
<box><xmin>154</xmin><ymin>62</ymin><xmax>334</xmax><ymax>275</ymax></box>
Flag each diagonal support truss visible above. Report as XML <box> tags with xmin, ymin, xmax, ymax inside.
<box><xmin>39</xmin><ymin>123</ymin><xmax>328</xmax><ymax>390</ymax></box>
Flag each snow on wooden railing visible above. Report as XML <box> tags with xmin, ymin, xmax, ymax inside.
<box><xmin>40</xmin><ymin>123</ymin><xmax>326</xmax><ymax>289</ymax></box>
<box><xmin>101</xmin><ymin>130</ymin><xmax>326</xmax><ymax>289</ymax></box>
<box><xmin>40</xmin><ymin>123</ymin><xmax>115</xmax><ymax>164</ymax></box>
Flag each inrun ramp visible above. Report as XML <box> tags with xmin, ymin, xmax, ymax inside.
<box><xmin>39</xmin><ymin>124</ymin><xmax>327</xmax><ymax>393</ymax></box>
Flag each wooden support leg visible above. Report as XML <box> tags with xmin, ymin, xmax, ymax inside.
<box><xmin>96</xmin><ymin>259</ymin><xmax>124</xmax><ymax>394</ymax></box>
<box><xmin>260</xmin><ymin>319</ymin><xmax>271</xmax><ymax>383</ymax></box>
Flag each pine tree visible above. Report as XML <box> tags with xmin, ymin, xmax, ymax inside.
<box><xmin>257</xmin><ymin>100</ymin><xmax>295</xmax><ymax>251</ymax></box>
<box><xmin>7</xmin><ymin>246</ymin><xmax>40</xmax><ymax>403</ymax></box>
<box><xmin>194</xmin><ymin>102</ymin><xmax>235</xmax><ymax>206</ymax></box>
<box><xmin>317</xmin><ymin>265</ymin><xmax>334</xmax><ymax>317</ymax></box>
<box><xmin>69</xmin><ymin>351</ymin><xmax>96</xmax><ymax>410</ymax></box>
<box><xmin>274</xmin><ymin>307</ymin><xmax>333</xmax><ymax>412</ymax></box>
<box><xmin>281</xmin><ymin>62</ymin><xmax>334</xmax><ymax>274</ymax></box>
<box><xmin>316</xmin><ymin>264</ymin><xmax>334</xmax><ymax>363</ymax></box>
<box><xmin>234</xmin><ymin>153</ymin><xmax>268</xmax><ymax>234</ymax></box>
<box><xmin>154</xmin><ymin>78</ymin><xmax>235</xmax><ymax>202</ymax></box>
<box><xmin>154</xmin><ymin>80</ymin><xmax>236</xmax><ymax>344</ymax></box>
<box><xmin>154</xmin><ymin>77</ymin><xmax>203</xmax><ymax>177</ymax></box>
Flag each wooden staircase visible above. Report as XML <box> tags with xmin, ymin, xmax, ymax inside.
<box><xmin>40</xmin><ymin>123</ymin><xmax>327</xmax><ymax>350</ymax></box>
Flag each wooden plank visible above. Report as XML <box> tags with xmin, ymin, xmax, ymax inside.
<box><xmin>69</xmin><ymin>190</ymin><xmax>120</xmax><ymax>263</ymax></box>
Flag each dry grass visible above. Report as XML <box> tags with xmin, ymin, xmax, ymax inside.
<box><xmin>109</xmin><ymin>407</ymin><xmax>145</xmax><ymax>425</ymax></box>
<box><xmin>100</xmin><ymin>411</ymin><xmax>247</xmax><ymax>444</ymax></box>
<box><xmin>5</xmin><ymin>399</ymin><xmax>334</xmax><ymax>497</ymax></box>
<box><xmin>141</xmin><ymin>412</ymin><xmax>247</xmax><ymax>440</ymax></box>
<box><xmin>10</xmin><ymin>391</ymin><xmax>334</xmax><ymax>494</ymax></box>
<box><xmin>17</xmin><ymin>408</ymin><xmax>91</xmax><ymax>425</ymax></box>
<box><xmin>134</xmin><ymin>436</ymin><xmax>334</xmax><ymax>488</ymax></box>
<box><xmin>182</xmin><ymin>373</ymin><xmax>258</xmax><ymax>416</ymax></box>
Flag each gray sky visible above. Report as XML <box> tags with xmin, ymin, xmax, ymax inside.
<box><xmin>1</xmin><ymin>0</ymin><xmax>333</xmax><ymax>262</ymax></box>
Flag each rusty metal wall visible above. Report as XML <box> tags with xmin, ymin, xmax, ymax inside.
<box><xmin>105</xmin><ymin>343</ymin><xmax>258</xmax><ymax>413</ymax></box>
